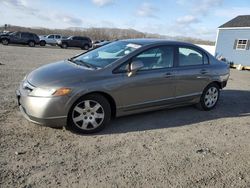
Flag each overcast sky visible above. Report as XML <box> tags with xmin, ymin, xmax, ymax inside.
<box><xmin>0</xmin><ymin>0</ymin><xmax>250</xmax><ymax>40</ymax></box>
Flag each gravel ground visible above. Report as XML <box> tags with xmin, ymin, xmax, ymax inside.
<box><xmin>0</xmin><ymin>45</ymin><xmax>250</xmax><ymax>188</ymax></box>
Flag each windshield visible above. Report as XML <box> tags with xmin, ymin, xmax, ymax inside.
<box><xmin>72</xmin><ymin>41</ymin><xmax>142</xmax><ymax>68</ymax></box>
<box><xmin>10</xmin><ymin>32</ymin><xmax>17</xmax><ymax>35</ymax></box>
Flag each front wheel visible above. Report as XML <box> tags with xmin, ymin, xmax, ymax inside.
<box><xmin>62</xmin><ymin>43</ymin><xmax>68</xmax><ymax>49</ymax></box>
<box><xmin>2</xmin><ymin>39</ymin><xmax>9</xmax><ymax>45</ymax></box>
<box><xmin>40</xmin><ymin>41</ymin><xmax>46</xmax><ymax>46</ymax></box>
<box><xmin>196</xmin><ymin>83</ymin><xmax>220</xmax><ymax>111</ymax></box>
<box><xmin>68</xmin><ymin>94</ymin><xmax>111</xmax><ymax>133</ymax></box>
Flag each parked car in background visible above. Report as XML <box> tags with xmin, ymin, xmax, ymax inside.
<box><xmin>39</xmin><ymin>34</ymin><xmax>63</xmax><ymax>46</ymax></box>
<box><xmin>1</xmin><ymin>31</ymin><xmax>39</xmax><ymax>47</ymax></box>
<box><xmin>57</xmin><ymin>36</ymin><xmax>92</xmax><ymax>50</ymax></box>
<box><xmin>55</xmin><ymin>36</ymin><xmax>69</xmax><ymax>44</ymax></box>
<box><xmin>92</xmin><ymin>40</ymin><xmax>105</xmax><ymax>44</ymax></box>
<box><xmin>93</xmin><ymin>40</ymin><xmax>111</xmax><ymax>49</ymax></box>
<box><xmin>17</xmin><ymin>39</ymin><xmax>230</xmax><ymax>133</ymax></box>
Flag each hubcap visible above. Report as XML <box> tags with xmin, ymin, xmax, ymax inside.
<box><xmin>72</xmin><ymin>100</ymin><xmax>105</xmax><ymax>130</ymax></box>
<box><xmin>204</xmin><ymin>87</ymin><xmax>218</xmax><ymax>108</ymax></box>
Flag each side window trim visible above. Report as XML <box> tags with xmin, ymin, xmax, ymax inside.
<box><xmin>202</xmin><ymin>52</ymin><xmax>210</xmax><ymax>65</ymax></box>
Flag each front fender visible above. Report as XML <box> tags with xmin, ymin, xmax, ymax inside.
<box><xmin>64</xmin><ymin>87</ymin><xmax>115</xmax><ymax>115</ymax></box>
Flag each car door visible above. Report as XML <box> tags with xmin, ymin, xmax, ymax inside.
<box><xmin>174</xmin><ymin>46</ymin><xmax>211</xmax><ymax>101</ymax></box>
<box><xmin>76</xmin><ymin>37</ymin><xmax>83</xmax><ymax>47</ymax></box>
<box><xmin>114</xmin><ymin>45</ymin><xmax>176</xmax><ymax>111</ymax></box>
<box><xmin>20</xmin><ymin>33</ymin><xmax>30</xmax><ymax>44</ymax></box>
<box><xmin>71</xmin><ymin>37</ymin><xmax>80</xmax><ymax>47</ymax></box>
<box><xmin>10</xmin><ymin>32</ymin><xmax>21</xmax><ymax>44</ymax></box>
<box><xmin>54</xmin><ymin>35</ymin><xmax>61</xmax><ymax>44</ymax></box>
<box><xmin>47</xmin><ymin>35</ymin><xmax>55</xmax><ymax>44</ymax></box>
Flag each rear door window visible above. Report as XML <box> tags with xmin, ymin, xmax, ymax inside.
<box><xmin>21</xmin><ymin>33</ymin><xmax>30</xmax><ymax>38</ymax></box>
<box><xmin>28</xmin><ymin>33</ymin><xmax>34</xmax><ymax>39</ymax></box>
<box><xmin>134</xmin><ymin>46</ymin><xmax>174</xmax><ymax>70</ymax></box>
<box><xmin>73</xmin><ymin>37</ymin><xmax>81</xmax><ymax>40</ymax></box>
<box><xmin>178</xmin><ymin>47</ymin><xmax>205</xmax><ymax>66</ymax></box>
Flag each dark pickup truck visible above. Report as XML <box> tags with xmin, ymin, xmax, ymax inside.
<box><xmin>1</xmin><ymin>31</ymin><xmax>40</xmax><ymax>47</ymax></box>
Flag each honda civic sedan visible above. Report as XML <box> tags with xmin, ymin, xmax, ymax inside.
<box><xmin>17</xmin><ymin>39</ymin><xmax>230</xmax><ymax>133</ymax></box>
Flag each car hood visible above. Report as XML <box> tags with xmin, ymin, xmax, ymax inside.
<box><xmin>0</xmin><ymin>34</ymin><xmax>10</xmax><ymax>37</ymax></box>
<box><xmin>27</xmin><ymin>60</ymin><xmax>94</xmax><ymax>87</ymax></box>
<box><xmin>39</xmin><ymin>36</ymin><xmax>46</xmax><ymax>39</ymax></box>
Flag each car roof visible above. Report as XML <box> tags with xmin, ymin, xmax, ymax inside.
<box><xmin>16</xmin><ymin>31</ymin><xmax>35</xmax><ymax>34</ymax></box>
<box><xmin>120</xmin><ymin>38</ymin><xmax>196</xmax><ymax>47</ymax></box>
<box><xmin>72</xmin><ymin>36</ymin><xmax>89</xmax><ymax>38</ymax></box>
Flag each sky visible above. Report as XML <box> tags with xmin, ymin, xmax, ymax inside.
<box><xmin>0</xmin><ymin>0</ymin><xmax>250</xmax><ymax>41</ymax></box>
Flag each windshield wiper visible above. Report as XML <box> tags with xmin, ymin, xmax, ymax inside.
<box><xmin>68</xmin><ymin>58</ymin><xmax>97</xmax><ymax>69</ymax></box>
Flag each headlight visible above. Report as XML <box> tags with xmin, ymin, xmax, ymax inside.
<box><xmin>29</xmin><ymin>87</ymin><xmax>71</xmax><ymax>97</ymax></box>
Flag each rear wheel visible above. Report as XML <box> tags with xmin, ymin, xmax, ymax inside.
<box><xmin>82</xmin><ymin>44</ymin><xmax>89</xmax><ymax>50</ymax></box>
<box><xmin>68</xmin><ymin>94</ymin><xmax>111</xmax><ymax>133</ymax></box>
<box><xmin>2</xmin><ymin>39</ymin><xmax>9</xmax><ymax>45</ymax></box>
<box><xmin>196</xmin><ymin>83</ymin><xmax>220</xmax><ymax>111</ymax></box>
<box><xmin>40</xmin><ymin>41</ymin><xmax>46</xmax><ymax>46</ymax></box>
<box><xmin>28</xmin><ymin>41</ymin><xmax>35</xmax><ymax>47</ymax></box>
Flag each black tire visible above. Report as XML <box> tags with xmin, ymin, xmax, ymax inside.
<box><xmin>62</xmin><ymin>43</ymin><xmax>68</xmax><ymax>49</ymax></box>
<box><xmin>196</xmin><ymin>83</ymin><xmax>220</xmax><ymax>111</ymax></box>
<box><xmin>82</xmin><ymin>44</ymin><xmax>89</xmax><ymax>50</ymax></box>
<box><xmin>2</xmin><ymin>39</ymin><xmax>9</xmax><ymax>45</ymax></box>
<box><xmin>28</xmin><ymin>41</ymin><xmax>35</xmax><ymax>47</ymax></box>
<box><xmin>40</xmin><ymin>41</ymin><xmax>46</xmax><ymax>46</ymax></box>
<box><xmin>68</xmin><ymin>94</ymin><xmax>111</xmax><ymax>134</ymax></box>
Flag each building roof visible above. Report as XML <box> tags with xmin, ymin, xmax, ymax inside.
<box><xmin>219</xmin><ymin>15</ymin><xmax>250</xmax><ymax>28</ymax></box>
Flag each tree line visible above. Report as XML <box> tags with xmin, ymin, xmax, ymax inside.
<box><xmin>0</xmin><ymin>25</ymin><xmax>215</xmax><ymax>45</ymax></box>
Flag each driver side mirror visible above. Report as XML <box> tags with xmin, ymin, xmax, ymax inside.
<box><xmin>128</xmin><ymin>60</ymin><xmax>144</xmax><ymax>77</ymax></box>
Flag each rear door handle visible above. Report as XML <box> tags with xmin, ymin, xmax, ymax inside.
<box><xmin>200</xmin><ymin>69</ymin><xmax>208</xmax><ymax>74</ymax></box>
<box><xmin>165</xmin><ymin>72</ymin><xmax>173</xmax><ymax>78</ymax></box>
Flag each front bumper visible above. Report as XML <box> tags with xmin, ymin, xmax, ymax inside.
<box><xmin>16</xmin><ymin>89</ymin><xmax>68</xmax><ymax>128</ymax></box>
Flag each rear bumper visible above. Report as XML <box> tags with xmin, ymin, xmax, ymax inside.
<box><xmin>16</xmin><ymin>89</ymin><xmax>67</xmax><ymax>128</ymax></box>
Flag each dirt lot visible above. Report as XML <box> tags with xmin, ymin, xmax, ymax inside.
<box><xmin>0</xmin><ymin>45</ymin><xmax>250</xmax><ymax>188</ymax></box>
